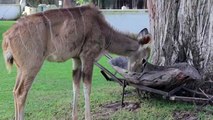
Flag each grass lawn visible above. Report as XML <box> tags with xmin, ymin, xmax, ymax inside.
<box><xmin>0</xmin><ymin>21</ymin><xmax>212</xmax><ymax>120</ymax></box>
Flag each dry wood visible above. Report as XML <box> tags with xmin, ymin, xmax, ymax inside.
<box><xmin>110</xmin><ymin>57</ymin><xmax>200</xmax><ymax>88</ymax></box>
<box><xmin>182</xmin><ymin>87</ymin><xmax>213</xmax><ymax>98</ymax></box>
<box><xmin>170</xmin><ymin>96</ymin><xmax>211</xmax><ymax>103</ymax></box>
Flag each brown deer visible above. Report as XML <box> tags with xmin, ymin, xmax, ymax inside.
<box><xmin>2</xmin><ymin>5</ymin><xmax>151</xmax><ymax>120</ymax></box>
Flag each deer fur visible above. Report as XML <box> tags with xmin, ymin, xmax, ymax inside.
<box><xmin>2</xmin><ymin>5</ymin><xmax>151</xmax><ymax>120</ymax></box>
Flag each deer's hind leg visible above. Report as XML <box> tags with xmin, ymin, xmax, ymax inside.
<box><xmin>72</xmin><ymin>58</ymin><xmax>82</xmax><ymax>120</ymax></box>
<box><xmin>13</xmin><ymin>58</ymin><xmax>44</xmax><ymax>120</ymax></box>
<box><xmin>14</xmin><ymin>69</ymin><xmax>22</xmax><ymax>120</ymax></box>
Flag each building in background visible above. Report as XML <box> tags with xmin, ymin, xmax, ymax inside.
<box><xmin>0</xmin><ymin>0</ymin><xmax>19</xmax><ymax>4</ymax></box>
<box><xmin>0</xmin><ymin>0</ymin><xmax>147</xmax><ymax>9</ymax></box>
<box><xmin>0</xmin><ymin>0</ymin><xmax>21</xmax><ymax>20</ymax></box>
<box><xmin>23</xmin><ymin>0</ymin><xmax>147</xmax><ymax>9</ymax></box>
<box><xmin>92</xmin><ymin>0</ymin><xmax>147</xmax><ymax>9</ymax></box>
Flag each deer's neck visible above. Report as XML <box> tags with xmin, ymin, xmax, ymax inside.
<box><xmin>104</xmin><ymin>30</ymin><xmax>139</xmax><ymax>57</ymax></box>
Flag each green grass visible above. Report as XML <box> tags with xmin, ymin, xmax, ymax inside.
<box><xmin>0</xmin><ymin>21</ymin><xmax>212</xmax><ymax>120</ymax></box>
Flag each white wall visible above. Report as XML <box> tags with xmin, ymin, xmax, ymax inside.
<box><xmin>0</xmin><ymin>4</ymin><xmax>21</xmax><ymax>20</ymax></box>
<box><xmin>103</xmin><ymin>10</ymin><xmax>149</xmax><ymax>34</ymax></box>
<box><xmin>0</xmin><ymin>0</ymin><xmax>17</xmax><ymax>4</ymax></box>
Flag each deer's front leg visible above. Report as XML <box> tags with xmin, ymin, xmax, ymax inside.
<box><xmin>72</xmin><ymin>58</ymin><xmax>82</xmax><ymax>120</ymax></box>
<box><xmin>81</xmin><ymin>58</ymin><xmax>94</xmax><ymax>120</ymax></box>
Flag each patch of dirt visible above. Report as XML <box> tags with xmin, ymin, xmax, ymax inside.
<box><xmin>93</xmin><ymin>101</ymin><xmax>140</xmax><ymax>119</ymax></box>
<box><xmin>173</xmin><ymin>110</ymin><xmax>198</xmax><ymax>120</ymax></box>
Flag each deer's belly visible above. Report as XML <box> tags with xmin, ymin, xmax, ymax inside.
<box><xmin>46</xmin><ymin>50</ymin><xmax>78</xmax><ymax>62</ymax></box>
<box><xmin>46</xmin><ymin>55</ymin><xmax>65</xmax><ymax>62</ymax></box>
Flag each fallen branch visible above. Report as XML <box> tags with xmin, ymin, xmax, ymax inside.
<box><xmin>182</xmin><ymin>87</ymin><xmax>213</xmax><ymax>98</ymax></box>
<box><xmin>110</xmin><ymin>57</ymin><xmax>201</xmax><ymax>88</ymax></box>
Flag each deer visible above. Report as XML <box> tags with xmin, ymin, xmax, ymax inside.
<box><xmin>2</xmin><ymin>5</ymin><xmax>152</xmax><ymax>120</ymax></box>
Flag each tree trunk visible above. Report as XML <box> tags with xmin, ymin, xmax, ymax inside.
<box><xmin>148</xmin><ymin>0</ymin><xmax>213</xmax><ymax>80</ymax></box>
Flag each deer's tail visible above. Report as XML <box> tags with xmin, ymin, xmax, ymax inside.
<box><xmin>2</xmin><ymin>38</ymin><xmax>14</xmax><ymax>73</ymax></box>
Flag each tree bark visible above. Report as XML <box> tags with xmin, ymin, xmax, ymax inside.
<box><xmin>148</xmin><ymin>0</ymin><xmax>213</xmax><ymax>80</ymax></box>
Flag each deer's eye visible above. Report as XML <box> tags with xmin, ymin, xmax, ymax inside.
<box><xmin>142</xmin><ymin>59</ymin><xmax>146</xmax><ymax>64</ymax></box>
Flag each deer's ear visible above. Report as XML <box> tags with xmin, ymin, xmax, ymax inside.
<box><xmin>137</xmin><ymin>28</ymin><xmax>149</xmax><ymax>39</ymax></box>
<box><xmin>138</xmin><ymin>35</ymin><xmax>151</xmax><ymax>45</ymax></box>
<box><xmin>139</xmin><ymin>28</ymin><xmax>149</xmax><ymax>35</ymax></box>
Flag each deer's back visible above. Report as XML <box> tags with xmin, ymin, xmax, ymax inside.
<box><xmin>3</xmin><ymin>5</ymin><xmax>107</xmax><ymax>63</ymax></box>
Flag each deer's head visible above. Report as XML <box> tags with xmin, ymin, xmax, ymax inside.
<box><xmin>128</xmin><ymin>28</ymin><xmax>152</xmax><ymax>72</ymax></box>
